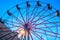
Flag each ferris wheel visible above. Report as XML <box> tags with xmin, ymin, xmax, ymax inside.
<box><xmin>0</xmin><ymin>0</ymin><xmax>60</xmax><ymax>40</ymax></box>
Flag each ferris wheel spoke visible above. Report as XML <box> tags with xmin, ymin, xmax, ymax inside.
<box><xmin>31</xmin><ymin>9</ymin><xmax>48</xmax><ymax>23</ymax></box>
<box><xmin>32</xmin><ymin>10</ymin><xmax>47</xmax><ymax>23</ymax></box>
<box><xmin>44</xmin><ymin>24</ymin><xmax>56</xmax><ymax>37</ymax></box>
<box><xmin>29</xmin><ymin>32</ymin><xmax>34</xmax><ymax>40</ymax></box>
<box><xmin>26</xmin><ymin>2</ymin><xmax>30</xmax><ymax>23</ymax></box>
<box><xmin>32</xmin><ymin>15</ymin><xmax>56</xmax><ymax>27</ymax></box>
<box><xmin>4</xmin><ymin>20</ymin><xmax>21</xmax><ymax>25</ymax></box>
<box><xmin>28</xmin><ymin>5</ymin><xmax>37</xmax><ymax>20</ymax></box>
<box><xmin>15</xmin><ymin>27</ymin><xmax>24</xmax><ymax>32</ymax></box>
<box><xmin>31</xmin><ymin>4</ymin><xmax>53</xmax><ymax>23</ymax></box>
<box><xmin>26</xmin><ymin>7</ymin><xmax>29</xmax><ymax>23</ymax></box>
<box><xmin>5</xmin><ymin>22</ymin><xmax>21</xmax><ymax>27</ymax></box>
<box><xmin>12</xmin><ymin>14</ymin><xmax>23</xmax><ymax>25</ymax></box>
<box><xmin>32</xmin><ymin>27</ymin><xmax>60</xmax><ymax>36</ymax></box>
<box><xmin>55</xmin><ymin>22</ymin><xmax>59</xmax><ymax>40</ymax></box>
<box><xmin>19</xmin><ymin>10</ymin><xmax>26</xmax><ymax>24</ymax></box>
<box><xmin>40</xmin><ymin>15</ymin><xmax>56</xmax><ymax>24</ymax></box>
<box><xmin>30</xmin><ymin>6</ymin><xmax>47</xmax><ymax>23</ymax></box>
<box><xmin>31</xmin><ymin>31</ymin><xmax>41</xmax><ymax>40</ymax></box>
<box><xmin>34</xmin><ymin>25</ymin><xmax>60</xmax><ymax>28</ymax></box>
<box><xmin>32</xmin><ymin>11</ymin><xmax>56</xmax><ymax>23</ymax></box>
<box><xmin>27</xmin><ymin>31</ymin><xmax>30</xmax><ymax>40</ymax></box>
<box><xmin>4</xmin><ymin>20</ymin><xmax>22</xmax><ymax>29</ymax></box>
<box><xmin>7</xmin><ymin>10</ymin><xmax>23</xmax><ymax>25</ymax></box>
<box><xmin>44</xmin><ymin>30</ymin><xmax>49</xmax><ymax>40</ymax></box>
<box><xmin>32</xmin><ymin>22</ymin><xmax>60</xmax><ymax>28</ymax></box>
<box><xmin>33</xmin><ymin>22</ymin><xmax>60</xmax><ymax>25</ymax></box>
<box><xmin>29</xmin><ymin>1</ymin><xmax>41</xmax><ymax>22</ymax></box>
<box><xmin>33</xmin><ymin>30</ymin><xmax>60</xmax><ymax>38</ymax></box>
<box><xmin>16</xmin><ymin>5</ymin><xmax>26</xmax><ymax>23</ymax></box>
<box><xmin>31</xmin><ymin>29</ymin><xmax>44</xmax><ymax>40</ymax></box>
<box><xmin>29</xmin><ymin>6</ymin><xmax>38</xmax><ymax>22</ymax></box>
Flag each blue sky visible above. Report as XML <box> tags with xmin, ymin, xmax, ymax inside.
<box><xmin>0</xmin><ymin>0</ymin><xmax>60</xmax><ymax>18</ymax></box>
<box><xmin>0</xmin><ymin>0</ymin><xmax>60</xmax><ymax>40</ymax></box>
<box><xmin>0</xmin><ymin>0</ymin><xmax>60</xmax><ymax>15</ymax></box>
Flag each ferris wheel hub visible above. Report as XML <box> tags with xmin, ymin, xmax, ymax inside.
<box><xmin>23</xmin><ymin>23</ymin><xmax>31</xmax><ymax>31</ymax></box>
